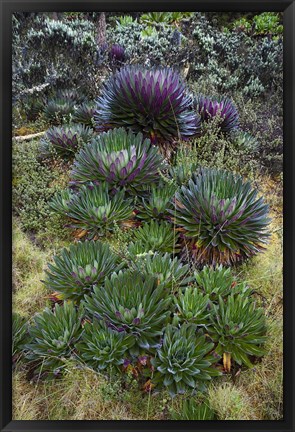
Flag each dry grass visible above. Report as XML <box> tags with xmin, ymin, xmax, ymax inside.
<box><xmin>13</xmin><ymin>363</ymin><xmax>168</xmax><ymax>420</ymax></box>
<box><xmin>12</xmin><ymin>220</ymin><xmax>51</xmax><ymax>317</ymax></box>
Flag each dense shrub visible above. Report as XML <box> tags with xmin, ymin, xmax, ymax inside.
<box><xmin>12</xmin><ymin>140</ymin><xmax>65</xmax><ymax>233</ymax></box>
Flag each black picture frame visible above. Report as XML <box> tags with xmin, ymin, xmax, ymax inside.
<box><xmin>0</xmin><ymin>1</ymin><xmax>294</xmax><ymax>431</ymax></box>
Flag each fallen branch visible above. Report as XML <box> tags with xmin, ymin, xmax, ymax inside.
<box><xmin>13</xmin><ymin>131</ymin><xmax>46</xmax><ymax>142</ymax></box>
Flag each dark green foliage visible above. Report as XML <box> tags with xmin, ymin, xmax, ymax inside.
<box><xmin>209</xmin><ymin>294</ymin><xmax>267</xmax><ymax>368</ymax></box>
<box><xmin>84</xmin><ymin>270</ymin><xmax>171</xmax><ymax>352</ymax></box>
<box><xmin>72</xmin><ymin>102</ymin><xmax>95</xmax><ymax>127</ymax></box>
<box><xmin>152</xmin><ymin>324</ymin><xmax>221</xmax><ymax>397</ymax></box>
<box><xmin>194</xmin><ymin>265</ymin><xmax>251</xmax><ymax>301</ymax></box>
<box><xmin>70</xmin><ymin>128</ymin><xmax>166</xmax><ymax>193</ymax></box>
<box><xmin>76</xmin><ymin>320</ymin><xmax>134</xmax><ymax>371</ymax></box>
<box><xmin>12</xmin><ymin>313</ymin><xmax>30</xmax><ymax>358</ymax></box>
<box><xmin>95</xmin><ymin>65</ymin><xmax>200</xmax><ymax>143</ymax></box>
<box><xmin>43</xmin><ymin>96</ymin><xmax>75</xmax><ymax>125</ymax></box>
<box><xmin>40</xmin><ymin>124</ymin><xmax>94</xmax><ymax>158</ymax></box>
<box><xmin>138</xmin><ymin>183</ymin><xmax>177</xmax><ymax>221</ymax></box>
<box><xmin>171</xmin><ymin>399</ymin><xmax>216</xmax><ymax>420</ymax></box>
<box><xmin>25</xmin><ymin>302</ymin><xmax>83</xmax><ymax>374</ymax></box>
<box><xmin>174</xmin><ymin>288</ymin><xmax>211</xmax><ymax>326</ymax></box>
<box><xmin>172</xmin><ymin>168</ymin><xmax>270</xmax><ymax>266</ymax></box>
<box><xmin>43</xmin><ymin>241</ymin><xmax>123</xmax><ymax>302</ymax></box>
<box><xmin>130</xmin><ymin>252</ymin><xmax>192</xmax><ymax>292</ymax></box>
<box><xmin>132</xmin><ymin>220</ymin><xmax>179</xmax><ymax>254</ymax></box>
<box><xmin>50</xmin><ymin>184</ymin><xmax>134</xmax><ymax>239</ymax></box>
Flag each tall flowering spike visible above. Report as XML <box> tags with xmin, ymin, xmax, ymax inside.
<box><xmin>196</xmin><ymin>95</ymin><xmax>239</xmax><ymax>133</ymax></box>
<box><xmin>171</xmin><ymin>168</ymin><xmax>270</xmax><ymax>266</ymax></box>
<box><xmin>70</xmin><ymin>128</ymin><xmax>166</xmax><ymax>194</ymax></box>
<box><xmin>95</xmin><ymin>65</ymin><xmax>200</xmax><ymax>143</ymax></box>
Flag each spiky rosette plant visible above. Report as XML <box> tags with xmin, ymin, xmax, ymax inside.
<box><xmin>168</xmin><ymin>163</ymin><xmax>197</xmax><ymax>186</ymax></box>
<box><xmin>171</xmin><ymin>400</ymin><xmax>216</xmax><ymax>420</ymax></box>
<box><xmin>12</xmin><ymin>313</ymin><xmax>30</xmax><ymax>359</ymax></box>
<box><xmin>72</xmin><ymin>102</ymin><xmax>96</xmax><ymax>127</ymax></box>
<box><xmin>50</xmin><ymin>183</ymin><xmax>134</xmax><ymax>239</ymax></box>
<box><xmin>84</xmin><ymin>270</ymin><xmax>171</xmax><ymax>353</ymax></box>
<box><xmin>195</xmin><ymin>95</ymin><xmax>239</xmax><ymax>134</ymax></box>
<box><xmin>109</xmin><ymin>44</ymin><xmax>126</xmax><ymax>65</ymax></box>
<box><xmin>194</xmin><ymin>265</ymin><xmax>251</xmax><ymax>302</ymax></box>
<box><xmin>152</xmin><ymin>324</ymin><xmax>221</xmax><ymax>396</ymax></box>
<box><xmin>25</xmin><ymin>302</ymin><xmax>83</xmax><ymax>374</ymax></box>
<box><xmin>230</xmin><ymin>130</ymin><xmax>260</xmax><ymax>153</ymax></box>
<box><xmin>43</xmin><ymin>97</ymin><xmax>75</xmax><ymax>125</ymax></box>
<box><xmin>132</xmin><ymin>220</ymin><xmax>179</xmax><ymax>254</ymax></box>
<box><xmin>138</xmin><ymin>183</ymin><xmax>177</xmax><ymax>221</ymax></box>
<box><xmin>209</xmin><ymin>294</ymin><xmax>267</xmax><ymax>370</ymax></box>
<box><xmin>55</xmin><ymin>88</ymin><xmax>86</xmax><ymax>105</ymax></box>
<box><xmin>76</xmin><ymin>320</ymin><xmax>134</xmax><ymax>371</ymax></box>
<box><xmin>70</xmin><ymin>128</ymin><xmax>166</xmax><ymax>194</ymax></box>
<box><xmin>131</xmin><ymin>252</ymin><xmax>192</xmax><ymax>292</ymax></box>
<box><xmin>172</xmin><ymin>168</ymin><xmax>270</xmax><ymax>266</ymax></box>
<box><xmin>95</xmin><ymin>65</ymin><xmax>200</xmax><ymax>143</ymax></box>
<box><xmin>40</xmin><ymin>124</ymin><xmax>94</xmax><ymax>158</ymax></box>
<box><xmin>173</xmin><ymin>288</ymin><xmax>211</xmax><ymax>327</ymax></box>
<box><xmin>43</xmin><ymin>241</ymin><xmax>123</xmax><ymax>302</ymax></box>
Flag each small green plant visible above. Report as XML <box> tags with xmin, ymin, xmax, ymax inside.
<box><xmin>253</xmin><ymin>13</ymin><xmax>283</xmax><ymax>36</ymax></box>
<box><xmin>152</xmin><ymin>324</ymin><xmax>221</xmax><ymax>397</ymax></box>
<box><xmin>116</xmin><ymin>15</ymin><xmax>135</xmax><ymax>27</ymax></box>
<box><xmin>43</xmin><ymin>241</ymin><xmax>123</xmax><ymax>302</ymax></box>
<box><xmin>209</xmin><ymin>294</ymin><xmax>267</xmax><ymax>369</ymax></box>
<box><xmin>140</xmin><ymin>12</ymin><xmax>171</xmax><ymax>26</ymax></box>
<box><xmin>171</xmin><ymin>399</ymin><xmax>216</xmax><ymax>420</ymax></box>
<box><xmin>84</xmin><ymin>270</ymin><xmax>171</xmax><ymax>353</ymax></box>
<box><xmin>12</xmin><ymin>313</ymin><xmax>30</xmax><ymax>359</ymax></box>
<box><xmin>194</xmin><ymin>265</ymin><xmax>251</xmax><ymax>301</ymax></box>
<box><xmin>25</xmin><ymin>302</ymin><xmax>83</xmax><ymax>375</ymax></box>
<box><xmin>76</xmin><ymin>320</ymin><xmax>134</xmax><ymax>372</ymax></box>
<box><xmin>138</xmin><ymin>183</ymin><xmax>177</xmax><ymax>221</ymax></box>
<box><xmin>50</xmin><ymin>184</ymin><xmax>134</xmax><ymax>239</ymax></box>
<box><xmin>132</xmin><ymin>220</ymin><xmax>179</xmax><ymax>254</ymax></box>
<box><xmin>130</xmin><ymin>252</ymin><xmax>192</xmax><ymax>292</ymax></box>
<box><xmin>173</xmin><ymin>288</ymin><xmax>211</xmax><ymax>326</ymax></box>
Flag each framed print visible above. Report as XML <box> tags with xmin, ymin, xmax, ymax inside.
<box><xmin>0</xmin><ymin>1</ymin><xmax>294</xmax><ymax>431</ymax></box>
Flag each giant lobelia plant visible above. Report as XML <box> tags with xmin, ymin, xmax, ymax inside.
<box><xmin>70</xmin><ymin>128</ymin><xmax>166</xmax><ymax>194</ymax></box>
<box><xmin>95</xmin><ymin>65</ymin><xmax>200</xmax><ymax>143</ymax></box>
<box><xmin>172</xmin><ymin>168</ymin><xmax>270</xmax><ymax>266</ymax></box>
